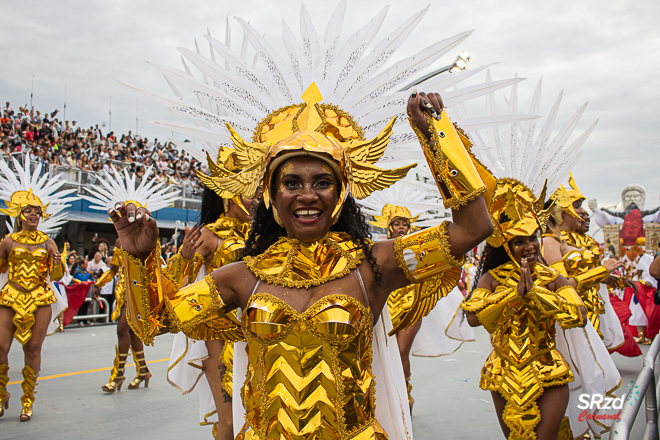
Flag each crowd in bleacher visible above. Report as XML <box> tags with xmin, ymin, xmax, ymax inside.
<box><xmin>0</xmin><ymin>101</ymin><xmax>205</xmax><ymax>192</ymax></box>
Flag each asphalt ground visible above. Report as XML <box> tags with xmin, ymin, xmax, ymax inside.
<box><xmin>1</xmin><ymin>323</ymin><xmax>651</xmax><ymax>440</ymax></box>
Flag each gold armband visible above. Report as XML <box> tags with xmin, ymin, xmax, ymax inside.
<box><xmin>573</xmin><ymin>266</ymin><xmax>609</xmax><ymax>293</ymax></box>
<box><xmin>527</xmin><ymin>285</ymin><xmax>585</xmax><ymax>329</ymax></box>
<box><xmin>462</xmin><ymin>287</ymin><xmax>520</xmax><ymax>332</ymax></box>
<box><xmin>394</xmin><ymin>221</ymin><xmax>464</xmax><ymax>283</ymax></box>
<box><xmin>164</xmin><ymin>275</ymin><xmax>228</xmax><ymax>335</ymax></box>
<box><xmin>167</xmin><ymin>250</ymin><xmax>204</xmax><ymax>289</ymax></box>
<box><xmin>549</xmin><ymin>261</ymin><xmax>568</xmax><ymax>277</ymax></box>
<box><xmin>50</xmin><ymin>244</ymin><xmax>68</xmax><ymax>281</ymax></box>
<box><xmin>110</xmin><ymin>251</ymin><xmax>122</xmax><ymax>267</ymax></box>
<box><xmin>95</xmin><ymin>268</ymin><xmax>115</xmax><ymax>288</ymax></box>
<box><xmin>0</xmin><ymin>258</ymin><xmax>7</xmax><ymax>274</ymax></box>
<box><xmin>410</xmin><ymin>110</ymin><xmax>494</xmax><ymax>209</ymax></box>
<box><xmin>122</xmin><ymin>244</ymin><xmax>173</xmax><ymax>345</ymax></box>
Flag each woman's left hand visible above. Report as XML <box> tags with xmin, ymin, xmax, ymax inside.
<box><xmin>406</xmin><ymin>91</ymin><xmax>444</xmax><ymax>139</ymax></box>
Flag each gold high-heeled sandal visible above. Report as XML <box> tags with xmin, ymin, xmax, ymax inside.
<box><xmin>0</xmin><ymin>364</ymin><xmax>9</xmax><ymax>418</ymax></box>
<box><xmin>102</xmin><ymin>346</ymin><xmax>128</xmax><ymax>393</ymax></box>
<box><xmin>20</xmin><ymin>365</ymin><xmax>36</xmax><ymax>422</ymax></box>
<box><xmin>128</xmin><ymin>349</ymin><xmax>151</xmax><ymax>389</ymax></box>
<box><xmin>406</xmin><ymin>374</ymin><xmax>414</xmax><ymax>414</ymax></box>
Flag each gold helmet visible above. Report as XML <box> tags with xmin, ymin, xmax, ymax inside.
<box><xmin>0</xmin><ymin>189</ymin><xmax>51</xmax><ymax>220</ymax></box>
<box><xmin>487</xmin><ymin>178</ymin><xmax>554</xmax><ymax>258</ymax></box>
<box><xmin>368</xmin><ymin>204</ymin><xmax>421</xmax><ymax>238</ymax></box>
<box><xmin>549</xmin><ymin>173</ymin><xmax>586</xmax><ymax>224</ymax></box>
<box><xmin>198</xmin><ymin>83</ymin><xmax>416</xmax><ymax>223</ymax></box>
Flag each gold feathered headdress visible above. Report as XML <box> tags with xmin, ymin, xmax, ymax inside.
<box><xmin>368</xmin><ymin>204</ymin><xmax>421</xmax><ymax>238</ymax></box>
<box><xmin>549</xmin><ymin>172</ymin><xmax>586</xmax><ymax>223</ymax></box>
<box><xmin>487</xmin><ymin>178</ymin><xmax>554</xmax><ymax>250</ymax></box>
<box><xmin>197</xmin><ymin>83</ymin><xmax>416</xmax><ymax>222</ymax></box>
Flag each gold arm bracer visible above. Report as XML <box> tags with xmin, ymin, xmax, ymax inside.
<box><xmin>573</xmin><ymin>266</ymin><xmax>609</xmax><ymax>293</ymax></box>
<box><xmin>394</xmin><ymin>221</ymin><xmax>464</xmax><ymax>283</ymax></box>
<box><xmin>110</xmin><ymin>251</ymin><xmax>122</xmax><ymax>267</ymax></box>
<box><xmin>462</xmin><ymin>287</ymin><xmax>520</xmax><ymax>332</ymax></box>
<box><xmin>166</xmin><ymin>250</ymin><xmax>204</xmax><ymax>289</ymax></box>
<box><xmin>527</xmin><ymin>285</ymin><xmax>585</xmax><ymax>329</ymax></box>
<box><xmin>410</xmin><ymin>111</ymin><xmax>488</xmax><ymax>210</ymax></box>
<box><xmin>122</xmin><ymin>244</ymin><xmax>173</xmax><ymax>345</ymax></box>
<box><xmin>94</xmin><ymin>268</ymin><xmax>115</xmax><ymax>288</ymax></box>
<box><xmin>0</xmin><ymin>258</ymin><xmax>7</xmax><ymax>274</ymax></box>
<box><xmin>49</xmin><ymin>243</ymin><xmax>68</xmax><ymax>281</ymax></box>
<box><xmin>388</xmin><ymin>268</ymin><xmax>461</xmax><ymax>335</ymax></box>
<box><xmin>549</xmin><ymin>261</ymin><xmax>569</xmax><ymax>277</ymax></box>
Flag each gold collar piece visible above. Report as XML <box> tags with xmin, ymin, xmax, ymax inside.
<box><xmin>243</xmin><ymin>232</ymin><xmax>367</xmax><ymax>288</ymax></box>
<box><xmin>11</xmin><ymin>230</ymin><xmax>49</xmax><ymax>246</ymax></box>
<box><xmin>205</xmin><ymin>215</ymin><xmax>250</xmax><ymax>241</ymax></box>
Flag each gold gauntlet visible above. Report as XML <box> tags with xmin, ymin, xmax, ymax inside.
<box><xmin>95</xmin><ymin>268</ymin><xmax>115</xmax><ymax>289</ymax></box>
<box><xmin>573</xmin><ymin>266</ymin><xmax>609</xmax><ymax>293</ymax></box>
<box><xmin>410</xmin><ymin>110</ymin><xmax>493</xmax><ymax>209</ymax></box>
<box><xmin>462</xmin><ymin>287</ymin><xmax>520</xmax><ymax>332</ymax></box>
<box><xmin>394</xmin><ymin>221</ymin><xmax>464</xmax><ymax>283</ymax></box>
<box><xmin>111</xmin><ymin>251</ymin><xmax>122</xmax><ymax>267</ymax></box>
<box><xmin>167</xmin><ymin>250</ymin><xmax>204</xmax><ymax>289</ymax></box>
<box><xmin>528</xmin><ymin>285</ymin><xmax>585</xmax><ymax>329</ymax></box>
<box><xmin>49</xmin><ymin>244</ymin><xmax>68</xmax><ymax>281</ymax></box>
<box><xmin>122</xmin><ymin>244</ymin><xmax>172</xmax><ymax>345</ymax></box>
<box><xmin>549</xmin><ymin>261</ymin><xmax>568</xmax><ymax>277</ymax></box>
<box><xmin>165</xmin><ymin>275</ymin><xmax>228</xmax><ymax>334</ymax></box>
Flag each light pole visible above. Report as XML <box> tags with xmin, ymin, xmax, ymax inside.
<box><xmin>109</xmin><ymin>95</ymin><xmax>112</xmax><ymax>132</ymax></box>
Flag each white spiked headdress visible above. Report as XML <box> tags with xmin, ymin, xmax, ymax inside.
<box><xmin>0</xmin><ymin>157</ymin><xmax>78</xmax><ymax>236</ymax></box>
<box><xmin>80</xmin><ymin>166</ymin><xmax>180</xmax><ymax>212</ymax></box>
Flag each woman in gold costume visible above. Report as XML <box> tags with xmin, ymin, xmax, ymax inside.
<box><xmin>463</xmin><ymin>179</ymin><xmax>588</xmax><ymax>440</ymax></box>
<box><xmin>0</xmin><ymin>158</ymin><xmax>74</xmax><ymax>421</ymax></box>
<box><xmin>80</xmin><ymin>166</ymin><xmax>180</xmax><ymax>394</ymax></box>
<box><xmin>110</xmin><ymin>85</ymin><xmax>496</xmax><ymax>440</ymax></box>
<box><xmin>166</xmin><ymin>182</ymin><xmax>261</xmax><ymax>439</ymax></box>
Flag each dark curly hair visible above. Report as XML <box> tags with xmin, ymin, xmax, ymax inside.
<box><xmin>241</xmin><ymin>195</ymin><xmax>383</xmax><ymax>283</ymax></box>
<box><xmin>197</xmin><ymin>187</ymin><xmax>226</xmax><ymax>227</ymax></box>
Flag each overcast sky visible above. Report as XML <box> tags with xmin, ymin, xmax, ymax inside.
<box><xmin>2</xmin><ymin>0</ymin><xmax>659</xmax><ymax>227</ymax></box>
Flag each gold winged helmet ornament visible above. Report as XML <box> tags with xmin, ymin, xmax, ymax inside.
<box><xmin>549</xmin><ymin>172</ymin><xmax>587</xmax><ymax>224</ymax></box>
<box><xmin>487</xmin><ymin>178</ymin><xmax>554</xmax><ymax>263</ymax></box>
<box><xmin>197</xmin><ymin>83</ymin><xmax>417</xmax><ymax>223</ymax></box>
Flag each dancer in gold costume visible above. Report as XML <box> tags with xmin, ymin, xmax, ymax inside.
<box><xmin>110</xmin><ymin>84</ymin><xmax>497</xmax><ymax>440</ymax></box>
<box><xmin>542</xmin><ymin>174</ymin><xmax>623</xmax><ymax>339</ymax></box>
<box><xmin>0</xmin><ymin>157</ymin><xmax>75</xmax><ymax>421</ymax></box>
<box><xmin>463</xmin><ymin>179</ymin><xmax>587</xmax><ymax>440</ymax></box>
<box><xmin>166</xmin><ymin>179</ymin><xmax>261</xmax><ymax>439</ymax></box>
<box><xmin>80</xmin><ymin>166</ymin><xmax>180</xmax><ymax>394</ymax></box>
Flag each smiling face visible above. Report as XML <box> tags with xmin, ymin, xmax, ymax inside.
<box><xmin>507</xmin><ymin>230</ymin><xmax>540</xmax><ymax>267</ymax></box>
<box><xmin>271</xmin><ymin>155</ymin><xmax>340</xmax><ymax>242</ymax></box>
<box><xmin>228</xmin><ymin>188</ymin><xmax>263</xmax><ymax>223</ymax></box>
<box><xmin>562</xmin><ymin>198</ymin><xmax>588</xmax><ymax>232</ymax></box>
<box><xmin>390</xmin><ymin>218</ymin><xmax>410</xmax><ymax>237</ymax></box>
<box><xmin>19</xmin><ymin>205</ymin><xmax>42</xmax><ymax>231</ymax></box>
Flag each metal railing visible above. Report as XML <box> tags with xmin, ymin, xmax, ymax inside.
<box><xmin>611</xmin><ymin>335</ymin><xmax>660</xmax><ymax>440</ymax></box>
<box><xmin>69</xmin><ymin>297</ymin><xmax>111</xmax><ymax>325</ymax></box>
<box><xmin>4</xmin><ymin>153</ymin><xmax>202</xmax><ymax>210</ymax></box>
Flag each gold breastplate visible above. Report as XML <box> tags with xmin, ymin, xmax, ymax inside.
<box><xmin>241</xmin><ymin>293</ymin><xmax>376</xmax><ymax>440</ymax></box>
<box><xmin>9</xmin><ymin>247</ymin><xmax>49</xmax><ymax>291</ymax></box>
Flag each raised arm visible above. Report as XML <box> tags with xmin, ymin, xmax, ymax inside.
<box><xmin>48</xmin><ymin>240</ymin><xmax>67</xmax><ymax>281</ymax></box>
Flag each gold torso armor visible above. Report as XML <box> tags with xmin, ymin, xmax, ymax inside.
<box><xmin>0</xmin><ymin>231</ymin><xmax>56</xmax><ymax>344</ymax></box>
<box><xmin>545</xmin><ymin>230</ymin><xmax>607</xmax><ymax>337</ymax></box>
<box><xmin>462</xmin><ymin>262</ymin><xmax>584</xmax><ymax>440</ymax></box>
<box><xmin>237</xmin><ymin>293</ymin><xmax>386</xmax><ymax>440</ymax></box>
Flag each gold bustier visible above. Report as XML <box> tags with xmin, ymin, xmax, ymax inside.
<box><xmin>462</xmin><ymin>262</ymin><xmax>584</xmax><ymax>440</ymax></box>
<box><xmin>237</xmin><ymin>293</ymin><xmax>386</xmax><ymax>440</ymax></box>
<box><xmin>8</xmin><ymin>246</ymin><xmax>49</xmax><ymax>291</ymax></box>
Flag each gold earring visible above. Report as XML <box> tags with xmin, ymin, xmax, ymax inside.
<box><xmin>272</xmin><ymin>207</ymin><xmax>283</xmax><ymax>227</ymax></box>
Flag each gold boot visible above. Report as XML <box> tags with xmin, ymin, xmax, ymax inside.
<box><xmin>0</xmin><ymin>364</ymin><xmax>9</xmax><ymax>418</ymax></box>
<box><xmin>406</xmin><ymin>374</ymin><xmax>414</xmax><ymax>414</ymax></box>
<box><xmin>127</xmin><ymin>349</ymin><xmax>151</xmax><ymax>389</ymax></box>
<box><xmin>102</xmin><ymin>345</ymin><xmax>127</xmax><ymax>393</ymax></box>
<box><xmin>20</xmin><ymin>365</ymin><xmax>36</xmax><ymax>422</ymax></box>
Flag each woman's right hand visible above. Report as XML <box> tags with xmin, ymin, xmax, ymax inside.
<box><xmin>108</xmin><ymin>202</ymin><xmax>158</xmax><ymax>260</ymax></box>
<box><xmin>180</xmin><ymin>225</ymin><xmax>203</xmax><ymax>260</ymax></box>
<box><xmin>602</xmin><ymin>258</ymin><xmax>623</xmax><ymax>273</ymax></box>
